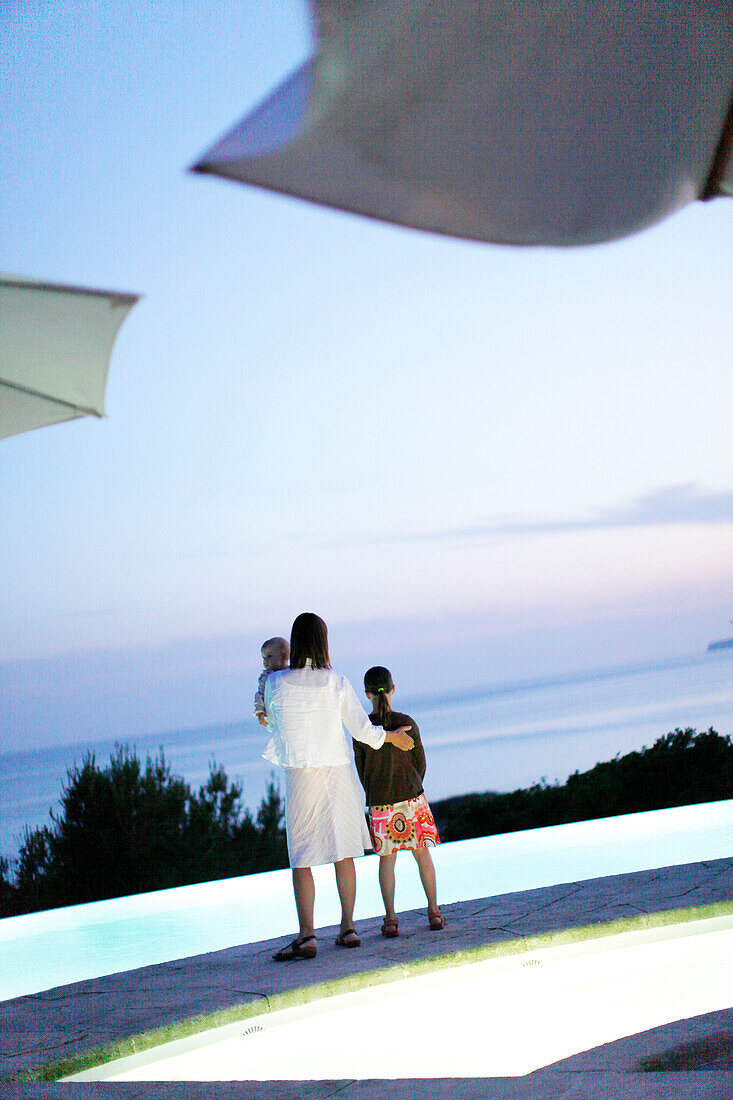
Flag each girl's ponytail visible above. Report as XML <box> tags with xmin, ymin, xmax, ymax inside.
<box><xmin>375</xmin><ymin>686</ymin><xmax>391</xmax><ymax>730</ymax></box>
<box><xmin>364</xmin><ymin>665</ymin><xmax>395</xmax><ymax>730</ymax></box>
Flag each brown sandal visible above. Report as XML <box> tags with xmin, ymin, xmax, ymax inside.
<box><xmin>335</xmin><ymin>928</ymin><xmax>361</xmax><ymax>948</ymax></box>
<box><xmin>381</xmin><ymin>917</ymin><xmax>399</xmax><ymax>938</ymax></box>
<box><xmin>273</xmin><ymin>935</ymin><xmax>317</xmax><ymax>961</ymax></box>
<box><xmin>428</xmin><ymin>909</ymin><xmax>447</xmax><ymax>931</ymax></box>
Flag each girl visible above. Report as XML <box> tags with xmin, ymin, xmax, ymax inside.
<box><xmin>265</xmin><ymin>615</ymin><xmax>414</xmax><ymax>961</ymax></box>
<box><xmin>353</xmin><ymin>665</ymin><xmax>446</xmax><ymax>937</ymax></box>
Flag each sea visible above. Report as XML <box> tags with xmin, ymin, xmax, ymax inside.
<box><xmin>1</xmin><ymin>648</ymin><xmax>732</xmax><ymax>862</ymax></box>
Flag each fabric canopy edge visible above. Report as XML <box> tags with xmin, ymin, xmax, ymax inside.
<box><xmin>0</xmin><ymin>273</ymin><xmax>141</xmax><ymax>308</ymax></box>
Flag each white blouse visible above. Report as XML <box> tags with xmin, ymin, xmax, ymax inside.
<box><xmin>262</xmin><ymin>664</ymin><xmax>386</xmax><ymax>767</ymax></box>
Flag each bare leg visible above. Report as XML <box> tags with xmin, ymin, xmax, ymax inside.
<box><xmin>333</xmin><ymin>857</ymin><xmax>357</xmax><ymax>934</ymax></box>
<box><xmin>378</xmin><ymin>853</ymin><xmax>398</xmax><ymax>921</ymax></box>
<box><xmin>292</xmin><ymin>866</ymin><xmax>315</xmax><ymax>940</ymax></box>
<box><xmin>413</xmin><ymin>847</ymin><xmax>439</xmax><ymax>913</ymax></box>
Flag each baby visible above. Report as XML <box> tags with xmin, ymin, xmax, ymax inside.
<box><xmin>254</xmin><ymin>636</ymin><xmax>290</xmax><ymax>727</ymax></box>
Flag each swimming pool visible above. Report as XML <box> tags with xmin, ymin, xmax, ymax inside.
<box><xmin>2</xmin><ymin>799</ymin><xmax>731</xmax><ymax>1002</ymax></box>
<box><xmin>68</xmin><ymin>915</ymin><xmax>733</xmax><ymax>1080</ymax></box>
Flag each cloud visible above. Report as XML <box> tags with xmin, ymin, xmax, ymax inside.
<box><xmin>53</xmin><ymin>608</ymin><xmax>124</xmax><ymax>621</ymax></box>
<box><xmin>413</xmin><ymin>484</ymin><xmax>733</xmax><ymax>544</ymax></box>
<box><xmin>596</xmin><ymin>485</ymin><xmax>733</xmax><ymax>527</ymax></box>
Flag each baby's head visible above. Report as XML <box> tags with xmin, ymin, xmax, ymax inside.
<box><xmin>261</xmin><ymin>636</ymin><xmax>290</xmax><ymax>672</ymax></box>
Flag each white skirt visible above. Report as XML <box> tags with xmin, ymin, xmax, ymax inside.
<box><xmin>283</xmin><ymin>764</ymin><xmax>371</xmax><ymax>868</ymax></box>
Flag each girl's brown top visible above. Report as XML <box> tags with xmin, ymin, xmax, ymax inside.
<box><xmin>352</xmin><ymin>710</ymin><xmax>426</xmax><ymax>807</ymax></box>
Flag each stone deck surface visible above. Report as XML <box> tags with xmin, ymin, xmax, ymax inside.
<box><xmin>2</xmin><ymin>857</ymin><xmax>732</xmax><ymax>1098</ymax></box>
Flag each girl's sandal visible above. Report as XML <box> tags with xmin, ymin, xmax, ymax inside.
<box><xmin>381</xmin><ymin>917</ymin><xmax>399</xmax><ymax>938</ymax></box>
<box><xmin>428</xmin><ymin>909</ymin><xmax>447</xmax><ymax>931</ymax></box>
<box><xmin>335</xmin><ymin>928</ymin><xmax>361</xmax><ymax>948</ymax></box>
<box><xmin>273</xmin><ymin>935</ymin><xmax>317</xmax><ymax>961</ymax></box>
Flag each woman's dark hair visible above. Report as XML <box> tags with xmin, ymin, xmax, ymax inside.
<box><xmin>290</xmin><ymin>612</ymin><xmax>331</xmax><ymax>669</ymax></box>
<box><xmin>364</xmin><ymin>665</ymin><xmax>394</xmax><ymax>729</ymax></box>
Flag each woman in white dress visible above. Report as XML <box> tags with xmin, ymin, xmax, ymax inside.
<box><xmin>265</xmin><ymin>612</ymin><xmax>414</xmax><ymax>961</ymax></box>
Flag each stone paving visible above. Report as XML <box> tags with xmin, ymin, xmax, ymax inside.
<box><xmin>2</xmin><ymin>857</ymin><xmax>732</xmax><ymax>1098</ymax></box>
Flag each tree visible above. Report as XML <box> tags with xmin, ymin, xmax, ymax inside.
<box><xmin>433</xmin><ymin>728</ymin><xmax>733</xmax><ymax>843</ymax></box>
<box><xmin>0</xmin><ymin>746</ymin><xmax>289</xmax><ymax>917</ymax></box>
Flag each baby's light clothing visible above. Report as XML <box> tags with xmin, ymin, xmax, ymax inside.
<box><xmin>253</xmin><ymin>668</ymin><xmax>270</xmax><ymax>716</ymax></box>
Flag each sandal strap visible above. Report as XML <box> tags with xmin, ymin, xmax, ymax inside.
<box><xmin>336</xmin><ymin>927</ymin><xmax>361</xmax><ymax>946</ymax></box>
<box><xmin>274</xmin><ymin>935</ymin><xmax>318</xmax><ymax>960</ymax></box>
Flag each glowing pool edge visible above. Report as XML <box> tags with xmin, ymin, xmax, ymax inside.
<box><xmin>17</xmin><ymin>900</ymin><xmax>732</xmax><ymax>1083</ymax></box>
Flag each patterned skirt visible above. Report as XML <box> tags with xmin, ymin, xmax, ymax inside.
<box><xmin>368</xmin><ymin>792</ymin><xmax>440</xmax><ymax>855</ymax></box>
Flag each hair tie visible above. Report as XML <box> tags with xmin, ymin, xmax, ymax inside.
<box><xmin>378</xmin><ymin>686</ymin><xmax>385</xmax><ymax>693</ymax></box>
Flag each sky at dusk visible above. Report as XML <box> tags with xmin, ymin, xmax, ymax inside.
<box><xmin>2</xmin><ymin>2</ymin><xmax>732</xmax><ymax>753</ymax></box>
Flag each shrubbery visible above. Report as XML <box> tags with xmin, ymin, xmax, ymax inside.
<box><xmin>432</xmin><ymin>727</ymin><xmax>733</xmax><ymax>842</ymax></box>
<box><xmin>0</xmin><ymin>745</ymin><xmax>288</xmax><ymax>917</ymax></box>
<box><xmin>2</xmin><ymin>727</ymin><xmax>730</xmax><ymax>918</ymax></box>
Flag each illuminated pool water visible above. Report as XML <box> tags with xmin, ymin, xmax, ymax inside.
<box><xmin>69</xmin><ymin>916</ymin><xmax>733</xmax><ymax>1080</ymax></box>
<box><xmin>1</xmin><ymin>799</ymin><xmax>731</xmax><ymax>1003</ymax></box>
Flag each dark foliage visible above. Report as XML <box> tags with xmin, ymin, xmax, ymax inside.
<box><xmin>0</xmin><ymin>745</ymin><xmax>287</xmax><ymax>917</ymax></box>
<box><xmin>432</xmin><ymin>728</ymin><xmax>733</xmax><ymax>843</ymax></box>
<box><xmin>3</xmin><ymin>728</ymin><xmax>729</xmax><ymax>919</ymax></box>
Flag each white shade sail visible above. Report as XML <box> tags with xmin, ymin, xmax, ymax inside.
<box><xmin>193</xmin><ymin>0</ymin><xmax>733</xmax><ymax>247</ymax></box>
<box><xmin>0</xmin><ymin>275</ymin><xmax>139</xmax><ymax>441</ymax></box>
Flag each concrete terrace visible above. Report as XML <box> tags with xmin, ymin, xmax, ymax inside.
<box><xmin>2</xmin><ymin>857</ymin><xmax>732</xmax><ymax>1098</ymax></box>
